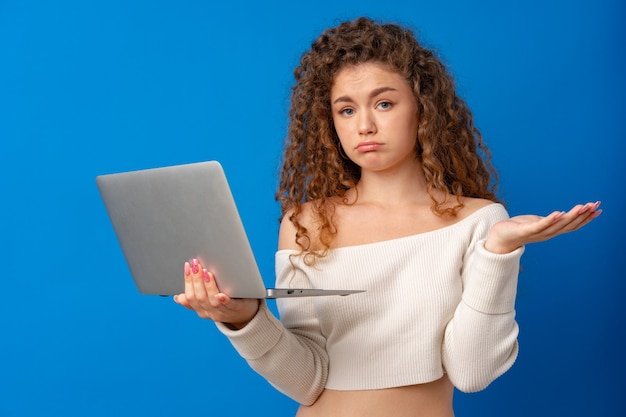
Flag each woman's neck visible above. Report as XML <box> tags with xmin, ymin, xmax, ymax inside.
<box><xmin>351</xmin><ymin>162</ymin><xmax>431</xmax><ymax>207</ymax></box>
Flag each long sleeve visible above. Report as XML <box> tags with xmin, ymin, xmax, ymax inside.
<box><xmin>214</xmin><ymin>203</ymin><xmax>524</xmax><ymax>398</ymax></box>
<box><xmin>215</xmin><ymin>258</ymin><xmax>329</xmax><ymax>405</ymax></box>
<box><xmin>441</xmin><ymin>227</ymin><xmax>524</xmax><ymax>392</ymax></box>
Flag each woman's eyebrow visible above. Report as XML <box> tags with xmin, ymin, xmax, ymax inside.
<box><xmin>332</xmin><ymin>86</ymin><xmax>398</xmax><ymax>105</ymax></box>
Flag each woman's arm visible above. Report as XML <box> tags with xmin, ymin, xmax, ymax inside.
<box><xmin>442</xmin><ymin>201</ymin><xmax>601</xmax><ymax>392</ymax></box>
<box><xmin>173</xmin><ymin>212</ymin><xmax>329</xmax><ymax>406</ymax></box>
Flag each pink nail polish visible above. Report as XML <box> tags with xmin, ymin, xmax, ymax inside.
<box><xmin>202</xmin><ymin>268</ymin><xmax>210</xmax><ymax>283</ymax></box>
<box><xmin>184</xmin><ymin>262</ymin><xmax>191</xmax><ymax>276</ymax></box>
<box><xmin>191</xmin><ymin>258</ymin><xmax>199</xmax><ymax>274</ymax></box>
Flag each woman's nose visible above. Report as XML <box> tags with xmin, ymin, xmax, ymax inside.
<box><xmin>358</xmin><ymin>110</ymin><xmax>377</xmax><ymax>135</ymax></box>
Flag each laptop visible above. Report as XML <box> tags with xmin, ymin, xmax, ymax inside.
<box><xmin>96</xmin><ymin>160</ymin><xmax>364</xmax><ymax>299</ymax></box>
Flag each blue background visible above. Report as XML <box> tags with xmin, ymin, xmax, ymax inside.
<box><xmin>1</xmin><ymin>0</ymin><xmax>624</xmax><ymax>416</ymax></box>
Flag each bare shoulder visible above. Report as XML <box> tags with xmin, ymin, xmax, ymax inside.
<box><xmin>278</xmin><ymin>202</ymin><xmax>319</xmax><ymax>251</ymax></box>
<box><xmin>457</xmin><ymin>197</ymin><xmax>499</xmax><ymax>219</ymax></box>
<box><xmin>278</xmin><ymin>209</ymin><xmax>299</xmax><ymax>251</ymax></box>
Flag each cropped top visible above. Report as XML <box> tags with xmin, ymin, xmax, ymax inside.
<box><xmin>216</xmin><ymin>203</ymin><xmax>524</xmax><ymax>406</ymax></box>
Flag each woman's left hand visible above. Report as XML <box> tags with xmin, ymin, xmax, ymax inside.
<box><xmin>485</xmin><ymin>201</ymin><xmax>602</xmax><ymax>254</ymax></box>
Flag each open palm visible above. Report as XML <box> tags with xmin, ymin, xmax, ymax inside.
<box><xmin>485</xmin><ymin>202</ymin><xmax>602</xmax><ymax>254</ymax></box>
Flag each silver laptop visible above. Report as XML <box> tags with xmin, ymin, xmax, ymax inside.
<box><xmin>96</xmin><ymin>161</ymin><xmax>364</xmax><ymax>299</ymax></box>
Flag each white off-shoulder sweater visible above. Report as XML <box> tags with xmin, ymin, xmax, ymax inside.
<box><xmin>217</xmin><ymin>203</ymin><xmax>524</xmax><ymax>406</ymax></box>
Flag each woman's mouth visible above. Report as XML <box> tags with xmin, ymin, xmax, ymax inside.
<box><xmin>356</xmin><ymin>142</ymin><xmax>383</xmax><ymax>152</ymax></box>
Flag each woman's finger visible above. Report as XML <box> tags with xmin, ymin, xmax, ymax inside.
<box><xmin>534</xmin><ymin>201</ymin><xmax>601</xmax><ymax>240</ymax></box>
<box><xmin>184</xmin><ymin>259</ymin><xmax>209</xmax><ymax>310</ymax></box>
<box><xmin>173</xmin><ymin>294</ymin><xmax>193</xmax><ymax>310</ymax></box>
<box><xmin>201</xmin><ymin>270</ymin><xmax>223</xmax><ymax>307</ymax></box>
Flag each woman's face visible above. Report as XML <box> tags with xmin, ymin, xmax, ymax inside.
<box><xmin>330</xmin><ymin>62</ymin><xmax>419</xmax><ymax>174</ymax></box>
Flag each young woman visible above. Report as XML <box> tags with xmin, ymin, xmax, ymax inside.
<box><xmin>174</xmin><ymin>17</ymin><xmax>601</xmax><ymax>416</ymax></box>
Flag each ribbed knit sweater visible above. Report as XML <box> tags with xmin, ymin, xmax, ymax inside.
<box><xmin>217</xmin><ymin>203</ymin><xmax>524</xmax><ymax>406</ymax></box>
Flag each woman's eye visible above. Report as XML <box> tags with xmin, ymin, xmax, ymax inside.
<box><xmin>340</xmin><ymin>108</ymin><xmax>354</xmax><ymax>116</ymax></box>
<box><xmin>377</xmin><ymin>101</ymin><xmax>392</xmax><ymax>110</ymax></box>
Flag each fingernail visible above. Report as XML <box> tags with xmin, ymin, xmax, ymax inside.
<box><xmin>191</xmin><ymin>258</ymin><xmax>199</xmax><ymax>274</ymax></box>
<box><xmin>202</xmin><ymin>268</ymin><xmax>210</xmax><ymax>283</ymax></box>
<box><xmin>184</xmin><ymin>262</ymin><xmax>191</xmax><ymax>276</ymax></box>
<box><xmin>578</xmin><ymin>204</ymin><xmax>589</xmax><ymax>214</ymax></box>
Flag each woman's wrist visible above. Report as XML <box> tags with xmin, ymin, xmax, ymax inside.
<box><xmin>484</xmin><ymin>236</ymin><xmax>522</xmax><ymax>254</ymax></box>
<box><xmin>223</xmin><ymin>320</ymin><xmax>251</xmax><ymax>331</ymax></box>
<box><xmin>222</xmin><ymin>299</ymin><xmax>261</xmax><ymax>330</ymax></box>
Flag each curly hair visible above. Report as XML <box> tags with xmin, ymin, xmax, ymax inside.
<box><xmin>276</xmin><ymin>17</ymin><xmax>499</xmax><ymax>261</ymax></box>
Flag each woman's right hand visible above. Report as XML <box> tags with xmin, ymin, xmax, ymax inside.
<box><xmin>173</xmin><ymin>258</ymin><xmax>260</xmax><ymax>330</ymax></box>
